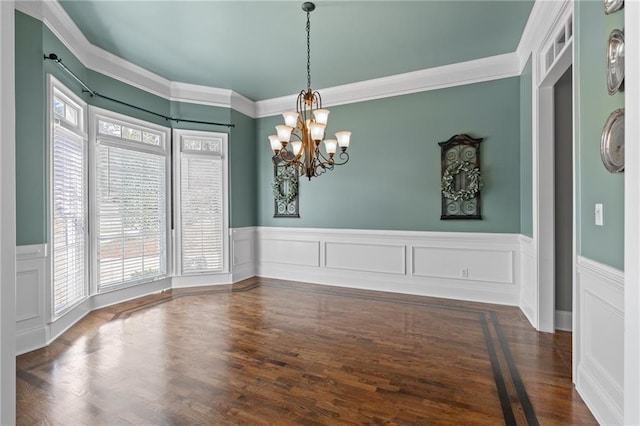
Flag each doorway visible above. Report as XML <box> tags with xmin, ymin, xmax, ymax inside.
<box><xmin>553</xmin><ymin>66</ymin><xmax>573</xmax><ymax>331</ymax></box>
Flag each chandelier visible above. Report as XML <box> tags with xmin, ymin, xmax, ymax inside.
<box><xmin>268</xmin><ymin>2</ymin><xmax>351</xmax><ymax>180</ymax></box>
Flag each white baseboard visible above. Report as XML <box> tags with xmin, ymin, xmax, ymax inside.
<box><xmin>577</xmin><ymin>364</ymin><xmax>624</xmax><ymax>425</ymax></box>
<box><xmin>171</xmin><ymin>273</ymin><xmax>233</xmax><ymax>289</ymax></box>
<box><xmin>15</xmin><ymin>325</ymin><xmax>47</xmax><ymax>356</ymax></box>
<box><xmin>555</xmin><ymin>310</ymin><xmax>572</xmax><ymax>331</ymax></box>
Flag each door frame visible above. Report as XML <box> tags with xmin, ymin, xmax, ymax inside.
<box><xmin>532</xmin><ymin>1</ymin><xmax>574</xmax><ymax>334</ymax></box>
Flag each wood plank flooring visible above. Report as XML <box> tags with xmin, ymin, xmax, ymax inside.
<box><xmin>17</xmin><ymin>278</ymin><xmax>596</xmax><ymax>425</ymax></box>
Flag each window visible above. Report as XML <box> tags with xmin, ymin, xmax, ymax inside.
<box><xmin>174</xmin><ymin>130</ymin><xmax>228</xmax><ymax>274</ymax></box>
<box><xmin>49</xmin><ymin>76</ymin><xmax>89</xmax><ymax>316</ymax></box>
<box><xmin>47</xmin><ymin>78</ymin><xmax>229</xmax><ymax>321</ymax></box>
<box><xmin>91</xmin><ymin>110</ymin><xmax>170</xmax><ymax>291</ymax></box>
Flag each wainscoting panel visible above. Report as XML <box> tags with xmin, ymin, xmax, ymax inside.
<box><xmin>16</xmin><ymin>244</ymin><xmax>48</xmax><ymax>354</ymax></box>
<box><xmin>518</xmin><ymin>236</ymin><xmax>537</xmax><ymax>328</ymax></box>
<box><xmin>576</xmin><ymin>256</ymin><xmax>624</xmax><ymax>425</ymax></box>
<box><xmin>258</xmin><ymin>238</ymin><xmax>320</xmax><ymax>267</ymax></box>
<box><xmin>412</xmin><ymin>246</ymin><xmax>512</xmax><ymax>283</ymax></box>
<box><xmin>256</xmin><ymin>228</ymin><xmax>521</xmax><ymax>306</ymax></box>
<box><xmin>16</xmin><ymin>269</ymin><xmax>40</xmax><ymax>322</ymax></box>
<box><xmin>233</xmin><ymin>234</ymin><xmax>254</xmax><ymax>266</ymax></box>
<box><xmin>325</xmin><ymin>242</ymin><xmax>405</xmax><ymax>275</ymax></box>
<box><xmin>231</xmin><ymin>227</ymin><xmax>257</xmax><ymax>282</ymax></box>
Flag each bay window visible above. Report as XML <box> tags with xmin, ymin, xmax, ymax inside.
<box><xmin>90</xmin><ymin>109</ymin><xmax>170</xmax><ymax>291</ymax></box>
<box><xmin>48</xmin><ymin>76</ymin><xmax>230</xmax><ymax>320</ymax></box>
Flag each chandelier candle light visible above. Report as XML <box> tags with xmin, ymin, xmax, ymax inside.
<box><xmin>269</xmin><ymin>2</ymin><xmax>351</xmax><ymax>180</ymax></box>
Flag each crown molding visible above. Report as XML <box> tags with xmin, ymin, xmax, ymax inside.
<box><xmin>230</xmin><ymin>91</ymin><xmax>256</xmax><ymax>118</ymax></box>
<box><xmin>16</xmin><ymin>0</ymin><xmax>547</xmax><ymax>120</ymax></box>
<box><xmin>516</xmin><ymin>0</ymin><xmax>570</xmax><ymax>72</ymax></box>
<box><xmin>255</xmin><ymin>52</ymin><xmax>520</xmax><ymax>118</ymax></box>
<box><xmin>15</xmin><ymin>0</ymin><xmax>244</xmax><ymax>111</ymax></box>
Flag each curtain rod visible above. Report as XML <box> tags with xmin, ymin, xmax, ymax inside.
<box><xmin>43</xmin><ymin>54</ymin><xmax>235</xmax><ymax>128</ymax></box>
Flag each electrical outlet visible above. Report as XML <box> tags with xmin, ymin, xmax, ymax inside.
<box><xmin>595</xmin><ymin>203</ymin><xmax>604</xmax><ymax>226</ymax></box>
<box><xmin>460</xmin><ymin>268</ymin><xmax>469</xmax><ymax>278</ymax></box>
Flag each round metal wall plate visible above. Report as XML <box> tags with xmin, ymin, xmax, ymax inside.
<box><xmin>607</xmin><ymin>29</ymin><xmax>625</xmax><ymax>95</ymax></box>
<box><xmin>600</xmin><ymin>108</ymin><xmax>625</xmax><ymax>173</ymax></box>
<box><xmin>604</xmin><ymin>0</ymin><xmax>624</xmax><ymax>14</ymax></box>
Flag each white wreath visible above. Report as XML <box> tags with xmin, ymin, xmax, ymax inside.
<box><xmin>273</xmin><ymin>168</ymin><xmax>298</xmax><ymax>205</ymax></box>
<box><xmin>442</xmin><ymin>161</ymin><xmax>483</xmax><ymax>201</ymax></box>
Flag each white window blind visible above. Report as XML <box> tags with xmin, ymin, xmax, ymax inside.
<box><xmin>94</xmin><ymin>114</ymin><xmax>168</xmax><ymax>291</ymax></box>
<box><xmin>50</xmin><ymin>78</ymin><xmax>88</xmax><ymax>317</ymax></box>
<box><xmin>180</xmin><ymin>155</ymin><xmax>224</xmax><ymax>273</ymax></box>
<box><xmin>176</xmin><ymin>131</ymin><xmax>227</xmax><ymax>274</ymax></box>
<box><xmin>52</xmin><ymin>128</ymin><xmax>88</xmax><ymax>315</ymax></box>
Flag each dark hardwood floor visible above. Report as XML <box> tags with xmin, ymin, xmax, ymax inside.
<box><xmin>17</xmin><ymin>278</ymin><xmax>596</xmax><ymax>425</ymax></box>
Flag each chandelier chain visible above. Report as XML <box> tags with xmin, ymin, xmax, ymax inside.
<box><xmin>306</xmin><ymin>10</ymin><xmax>311</xmax><ymax>92</ymax></box>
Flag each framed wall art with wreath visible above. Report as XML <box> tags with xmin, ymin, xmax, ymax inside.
<box><xmin>273</xmin><ymin>154</ymin><xmax>300</xmax><ymax>218</ymax></box>
<box><xmin>438</xmin><ymin>134</ymin><xmax>484</xmax><ymax>220</ymax></box>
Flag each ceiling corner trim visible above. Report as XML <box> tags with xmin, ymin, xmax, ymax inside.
<box><xmin>255</xmin><ymin>52</ymin><xmax>521</xmax><ymax>118</ymax></box>
<box><xmin>169</xmin><ymin>82</ymin><xmax>232</xmax><ymax>109</ymax></box>
<box><xmin>229</xmin><ymin>92</ymin><xmax>256</xmax><ymax>118</ymax></box>
<box><xmin>15</xmin><ymin>1</ymin><xmax>43</xmax><ymax>21</ymax></box>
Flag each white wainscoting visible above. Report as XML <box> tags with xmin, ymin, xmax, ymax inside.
<box><xmin>256</xmin><ymin>227</ymin><xmax>522</xmax><ymax>306</ymax></box>
<box><xmin>15</xmin><ymin>227</ymin><xmax>258</xmax><ymax>355</ymax></box>
<box><xmin>15</xmin><ymin>244</ymin><xmax>48</xmax><ymax>355</ymax></box>
<box><xmin>575</xmin><ymin>256</ymin><xmax>624</xmax><ymax>425</ymax></box>
<box><xmin>231</xmin><ymin>227</ymin><xmax>256</xmax><ymax>283</ymax></box>
<box><xmin>518</xmin><ymin>235</ymin><xmax>537</xmax><ymax>328</ymax></box>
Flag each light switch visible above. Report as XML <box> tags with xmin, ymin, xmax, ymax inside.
<box><xmin>595</xmin><ymin>203</ymin><xmax>604</xmax><ymax>226</ymax></box>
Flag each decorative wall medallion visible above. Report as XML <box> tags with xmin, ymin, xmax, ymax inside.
<box><xmin>606</xmin><ymin>29</ymin><xmax>625</xmax><ymax>95</ymax></box>
<box><xmin>439</xmin><ymin>134</ymin><xmax>483</xmax><ymax>220</ymax></box>
<box><xmin>273</xmin><ymin>154</ymin><xmax>300</xmax><ymax>217</ymax></box>
<box><xmin>600</xmin><ymin>108</ymin><xmax>625</xmax><ymax>173</ymax></box>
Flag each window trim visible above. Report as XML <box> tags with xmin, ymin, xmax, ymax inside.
<box><xmin>173</xmin><ymin>129</ymin><xmax>229</xmax><ymax>276</ymax></box>
<box><xmin>47</xmin><ymin>74</ymin><xmax>89</xmax><ymax>320</ymax></box>
<box><xmin>89</xmin><ymin>106</ymin><xmax>172</xmax><ymax>293</ymax></box>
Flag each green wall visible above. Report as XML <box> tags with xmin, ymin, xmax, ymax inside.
<box><xmin>16</xmin><ymin>10</ymin><xmax>531</xmax><ymax>243</ymax></box>
<box><xmin>15</xmin><ymin>11</ymin><xmax>256</xmax><ymax>245</ymax></box>
<box><xmin>575</xmin><ymin>1</ymin><xmax>624</xmax><ymax>270</ymax></box>
<box><xmin>15</xmin><ymin>12</ymin><xmax>47</xmax><ymax>245</ymax></box>
<box><xmin>229</xmin><ymin>110</ymin><xmax>257</xmax><ymax>228</ymax></box>
<box><xmin>519</xmin><ymin>56</ymin><xmax>533</xmax><ymax>238</ymax></box>
<box><xmin>257</xmin><ymin>78</ymin><xmax>522</xmax><ymax>232</ymax></box>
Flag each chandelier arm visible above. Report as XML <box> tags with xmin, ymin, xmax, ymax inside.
<box><xmin>314</xmin><ymin>147</ymin><xmax>332</xmax><ymax>164</ymax></box>
<box><xmin>331</xmin><ymin>151</ymin><xmax>350</xmax><ymax>166</ymax></box>
<box><xmin>313</xmin><ymin>163</ymin><xmax>328</xmax><ymax>178</ymax></box>
<box><xmin>313</xmin><ymin>90</ymin><xmax>322</xmax><ymax>109</ymax></box>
